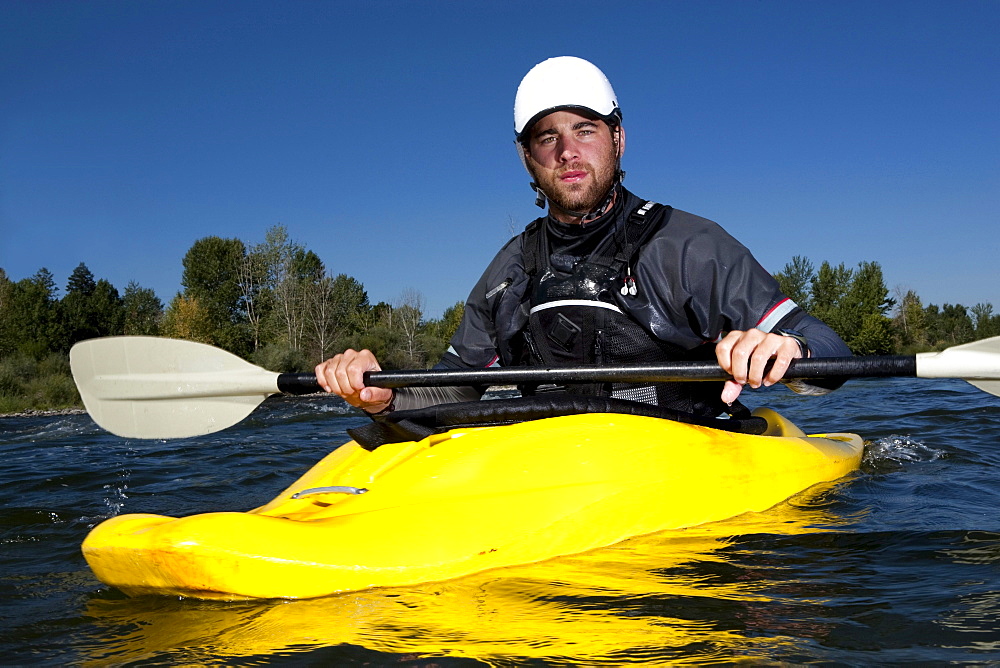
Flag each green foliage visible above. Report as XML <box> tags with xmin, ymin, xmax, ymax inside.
<box><xmin>123</xmin><ymin>281</ymin><xmax>163</xmax><ymax>336</ymax></box>
<box><xmin>785</xmin><ymin>259</ymin><xmax>898</xmax><ymax>355</ymax></box>
<box><xmin>774</xmin><ymin>256</ymin><xmax>815</xmax><ymax>312</ymax></box>
<box><xmin>62</xmin><ymin>263</ymin><xmax>124</xmax><ymax>346</ymax></box>
<box><xmin>250</xmin><ymin>343</ymin><xmax>310</xmax><ymax>373</ymax></box>
<box><xmin>1</xmin><ymin>268</ymin><xmax>65</xmax><ymax>357</ymax></box>
<box><xmin>893</xmin><ymin>289</ymin><xmax>928</xmax><ymax>353</ymax></box>
<box><xmin>0</xmin><ymin>351</ymin><xmax>79</xmax><ymax>412</ymax></box>
<box><xmin>972</xmin><ymin>303</ymin><xmax>1000</xmax><ymax>340</ymax></box>
<box><xmin>809</xmin><ymin>261</ymin><xmax>853</xmax><ymax>333</ymax></box>
<box><xmin>850</xmin><ymin>313</ymin><xmax>895</xmax><ymax>356</ymax></box>
<box><xmin>0</xmin><ymin>352</ymin><xmax>33</xmax><ymax>396</ymax></box>
<box><xmin>774</xmin><ymin>256</ymin><xmax>994</xmax><ymax>355</ymax></box>
<box><xmin>422</xmin><ymin>301</ymin><xmax>466</xmax><ymax>364</ymax></box>
<box><xmin>928</xmin><ymin>304</ymin><xmax>975</xmax><ymax>348</ymax></box>
<box><xmin>161</xmin><ymin>294</ymin><xmax>216</xmax><ymax>344</ymax></box>
<box><xmin>181</xmin><ymin>236</ymin><xmax>251</xmax><ymax>356</ymax></box>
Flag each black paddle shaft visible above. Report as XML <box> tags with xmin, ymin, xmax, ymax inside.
<box><xmin>276</xmin><ymin>356</ymin><xmax>916</xmax><ymax>393</ymax></box>
<box><xmin>354</xmin><ymin>355</ymin><xmax>918</xmax><ymax>389</ymax></box>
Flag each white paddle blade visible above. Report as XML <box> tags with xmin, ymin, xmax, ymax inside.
<box><xmin>916</xmin><ymin>336</ymin><xmax>1000</xmax><ymax>397</ymax></box>
<box><xmin>969</xmin><ymin>380</ymin><xmax>1000</xmax><ymax>397</ymax></box>
<box><xmin>70</xmin><ymin>336</ymin><xmax>281</xmax><ymax>439</ymax></box>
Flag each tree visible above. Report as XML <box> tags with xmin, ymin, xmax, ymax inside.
<box><xmin>181</xmin><ymin>236</ymin><xmax>249</xmax><ymax>355</ymax></box>
<box><xmin>0</xmin><ymin>269</ymin><xmax>14</xmax><ymax>356</ymax></box>
<box><xmin>61</xmin><ymin>263</ymin><xmax>97</xmax><ymax>345</ymax></box>
<box><xmin>839</xmin><ymin>261</ymin><xmax>894</xmax><ymax>354</ymax></box>
<box><xmin>810</xmin><ymin>261</ymin><xmax>853</xmax><ymax>338</ymax></box>
<box><xmin>2</xmin><ymin>269</ymin><xmax>63</xmax><ymax>358</ymax></box>
<box><xmin>971</xmin><ymin>302</ymin><xmax>1000</xmax><ymax>340</ymax></box>
<box><xmin>251</xmin><ymin>226</ymin><xmax>324</xmax><ymax>354</ymax></box>
<box><xmin>851</xmin><ymin>311</ymin><xmax>895</xmax><ymax>356</ymax></box>
<box><xmin>423</xmin><ymin>301</ymin><xmax>465</xmax><ymax>363</ymax></box>
<box><xmin>236</xmin><ymin>243</ymin><xmax>272</xmax><ymax>352</ymax></box>
<box><xmin>893</xmin><ymin>289</ymin><xmax>927</xmax><ymax>353</ymax></box>
<box><xmin>300</xmin><ymin>273</ymin><xmax>371</xmax><ymax>362</ymax></box>
<box><xmin>122</xmin><ymin>281</ymin><xmax>163</xmax><ymax>335</ymax></box>
<box><xmin>773</xmin><ymin>255</ymin><xmax>815</xmax><ymax>311</ymax></box>
<box><xmin>161</xmin><ymin>294</ymin><xmax>215</xmax><ymax>344</ymax></box>
<box><xmin>393</xmin><ymin>288</ymin><xmax>427</xmax><ymax>368</ymax></box>
<box><xmin>89</xmin><ymin>279</ymin><xmax>125</xmax><ymax>337</ymax></box>
<box><xmin>936</xmin><ymin>304</ymin><xmax>975</xmax><ymax>347</ymax></box>
<box><xmin>62</xmin><ymin>263</ymin><xmax>123</xmax><ymax>346</ymax></box>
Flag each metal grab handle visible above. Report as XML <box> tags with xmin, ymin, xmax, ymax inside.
<box><xmin>291</xmin><ymin>486</ymin><xmax>369</xmax><ymax>499</ymax></box>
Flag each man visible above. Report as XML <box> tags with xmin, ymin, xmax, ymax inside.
<box><xmin>316</xmin><ymin>56</ymin><xmax>849</xmax><ymax>416</ymax></box>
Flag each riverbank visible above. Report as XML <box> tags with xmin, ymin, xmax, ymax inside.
<box><xmin>0</xmin><ymin>407</ymin><xmax>86</xmax><ymax>419</ymax></box>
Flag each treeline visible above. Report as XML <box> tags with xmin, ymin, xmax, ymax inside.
<box><xmin>774</xmin><ymin>256</ymin><xmax>1000</xmax><ymax>355</ymax></box>
<box><xmin>3</xmin><ymin>235</ymin><xmax>998</xmax><ymax>412</ymax></box>
<box><xmin>153</xmin><ymin>225</ymin><xmax>464</xmax><ymax>371</ymax></box>
<box><xmin>0</xmin><ymin>225</ymin><xmax>462</xmax><ymax>411</ymax></box>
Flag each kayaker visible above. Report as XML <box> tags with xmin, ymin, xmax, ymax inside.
<box><xmin>316</xmin><ymin>56</ymin><xmax>851</xmax><ymax>418</ymax></box>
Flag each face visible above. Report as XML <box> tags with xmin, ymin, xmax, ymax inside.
<box><xmin>523</xmin><ymin>110</ymin><xmax>624</xmax><ymax>223</ymax></box>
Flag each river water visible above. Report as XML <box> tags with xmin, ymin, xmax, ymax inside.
<box><xmin>2</xmin><ymin>377</ymin><xmax>1000</xmax><ymax>665</ymax></box>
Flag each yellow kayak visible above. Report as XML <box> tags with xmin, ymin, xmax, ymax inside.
<box><xmin>82</xmin><ymin>407</ymin><xmax>863</xmax><ymax>600</ymax></box>
<box><xmin>84</xmin><ymin>503</ymin><xmax>850</xmax><ymax>663</ymax></box>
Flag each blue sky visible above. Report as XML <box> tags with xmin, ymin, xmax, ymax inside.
<box><xmin>2</xmin><ymin>0</ymin><xmax>997</xmax><ymax>319</ymax></box>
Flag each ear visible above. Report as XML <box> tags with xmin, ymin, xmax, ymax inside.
<box><xmin>613</xmin><ymin>125</ymin><xmax>626</xmax><ymax>158</ymax></box>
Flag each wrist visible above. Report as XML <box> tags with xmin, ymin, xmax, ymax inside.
<box><xmin>774</xmin><ymin>328</ymin><xmax>810</xmax><ymax>358</ymax></box>
<box><xmin>364</xmin><ymin>390</ymin><xmax>396</xmax><ymax>417</ymax></box>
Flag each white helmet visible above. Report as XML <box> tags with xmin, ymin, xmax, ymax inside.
<box><xmin>514</xmin><ymin>56</ymin><xmax>621</xmax><ymax>142</ymax></box>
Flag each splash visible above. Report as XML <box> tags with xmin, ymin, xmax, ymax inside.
<box><xmin>101</xmin><ymin>466</ymin><xmax>130</xmax><ymax>518</ymax></box>
<box><xmin>863</xmin><ymin>435</ymin><xmax>945</xmax><ymax>468</ymax></box>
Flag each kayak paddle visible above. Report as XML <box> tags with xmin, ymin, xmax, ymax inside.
<box><xmin>70</xmin><ymin>335</ymin><xmax>1000</xmax><ymax>439</ymax></box>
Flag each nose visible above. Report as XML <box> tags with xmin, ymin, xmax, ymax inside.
<box><xmin>557</xmin><ymin>135</ymin><xmax>581</xmax><ymax>163</ymax></box>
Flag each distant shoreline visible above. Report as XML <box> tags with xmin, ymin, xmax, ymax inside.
<box><xmin>0</xmin><ymin>408</ymin><xmax>87</xmax><ymax>419</ymax></box>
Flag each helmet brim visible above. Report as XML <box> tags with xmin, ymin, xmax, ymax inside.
<box><xmin>515</xmin><ymin>104</ymin><xmax>622</xmax><ymax>144</ymax></box>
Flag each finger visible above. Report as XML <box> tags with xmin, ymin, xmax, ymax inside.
<box><xmin>728</xmin><ymin>332</ymin><xmax>766</xmax><ymax>384</ymax></box>
<box><xmin>314</xmin><ymin>361</ymin><xmax>332</xmax><ymax>393</ymax></box>
<box><xmin>316</xmin><ymin>354</ymin><xmax>349</xmax><ymax>395</ymax></box>
<box><xmin>747</xmin><ymin>341</ymin><xmax>783</xmax><ymax>388</ymax></box>
<box><xmin>763</xmin><ymin>337</ymin><xmax>800</xmax><ymax>386</ymax></box>
<box><xmin>359</xmin><ymin>386</ymin><xmax>394</xmax><ymax>406</ymax></box>
<box><xmin>346</xmin><ymin>350</ymin><xmax>380</xmax><ymax>393</ymax></box>
<box><xmin>332</xmin><ymin>350</ymin><xmax>364</xmax><ymax>397</ymax></box>
<box><xmin>714</xmin><ymin>332</ymin><xmax>738</xmax><ymax>373</ymax></box>
<box><xmin>721</xmin><ymin>379</ymin><xmax>744</xmax><ymax>404</ymax></box>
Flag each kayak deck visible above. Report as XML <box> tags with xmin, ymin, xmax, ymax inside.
<box><xmin>82</xmin><ymin>408</ymin><xmax>863</xmax><ymax>600</ymax></box>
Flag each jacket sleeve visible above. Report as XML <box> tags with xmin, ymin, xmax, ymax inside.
<box><xmin>446</xmin><ymin>234</ymin><xmax>530</xmax><ymax>369</ymax></box>
<box><xmin>632</xmin><ymin>210</ymin><xmax>851</xmax><ymax>395</ymax></box>
<box><xmin>393</xmin><ymin>236</ymin><xmax>529</xmax><ymax>411</ymax></box>
<box><xmin>774</xmin><ymin>313</ymin><xmax>852</xmax><ymax>395</ymax></box>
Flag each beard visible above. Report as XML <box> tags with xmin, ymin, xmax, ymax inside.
<box><xmin>528</xmin><ymin>148</ymin><xmax>619</xmax><ymax>217</ymax></box>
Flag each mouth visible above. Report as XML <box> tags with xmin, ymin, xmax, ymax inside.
<box><xmin>559</xmin><ymin>170</ymin><xmax>588</xmax><ymax>183</ymax></box>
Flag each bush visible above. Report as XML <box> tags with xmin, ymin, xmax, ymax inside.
<box><xmin>23</xmin><ymin>375</ymin><xmax>80</xmax><ymax>408</ymax></box>
<box><xmin>250</xmin><ymin>343</ymin><xmax>309</xmax><ymax>373</ymax></box>
<box><xmin>0</xmin><ymin>352</ymin><xmax>34</xmax><ymax>396</ymax></box>
<box><xmin>0</xmin><ymin>351</ymin><xmax>79</xmax><ymax>412</ymax></box>
<box><xmin>37</xmin><ymin>352</ymin><xmax>71</xmax><ymax>377</ymax></box>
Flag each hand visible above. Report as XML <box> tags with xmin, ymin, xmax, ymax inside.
<box><xmin>314</xmin><ymin>349</ymin><xmax>394</xmax><ymax>413</ymax></box>
<box><xmin>715</xmin><ymin>330</ymin><xmax>805</xmax><ymax>404</ymax></box>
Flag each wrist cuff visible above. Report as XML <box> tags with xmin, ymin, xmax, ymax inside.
<box><xmin>774</xmin><ymin>328</ymin><xmax>810</xmax><ymax>358</ymax></box>
<box><xmin>365</xmin><ymin>390</ymin><xmax>396</xmax><ymax>419</ymax></box>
